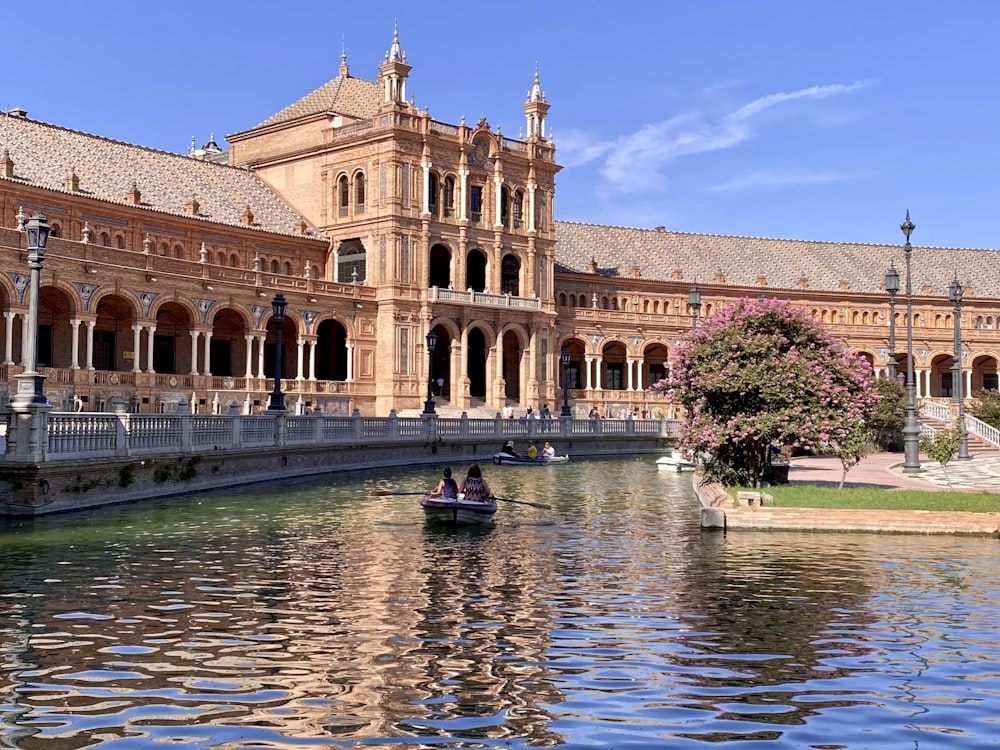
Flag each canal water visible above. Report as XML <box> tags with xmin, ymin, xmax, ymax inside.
<box><xmin>2</xmin><ymin>456</ymin><xmax>999</xmax><ymax>749</ymax></box>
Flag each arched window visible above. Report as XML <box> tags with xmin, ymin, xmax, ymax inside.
<box><xmin>230</xmin><ymin>253</ymin><xmax>239</xmax><ymax>267</ymax></box>
<box><xmin>355</xmin><ymin>173</ymin><xmax>366</xmax><ymax>213</ymax></box>
<box><xmin>115</xmin><ymin>234</ymin><xmax>125</xmax><ymax>249</ymax></box>
<box><xmin>159</xmin><ymin>242</ymin><xmax>168</xmax><ymax>256</ymax></box>
<box><xmin>443</xmin><ymin>176</ymin><xmax>455</xmax><ymax>217</ymax></box>
<box><xmin>338</xmin><ymin>175</ymin><xmax>349</xmax><ymax>216</ymax></box>
<box><xmin>428</xmin><ymin>172</ymin><xmax>439</xmax><ymax>215</ymax></box>
<box><xmin>500</xmin><ymin>187</ymin><xmax>510</xmax><ymax>228</ymax></box>
<box><xmin>99</xmin><ymin>232</ymin><xmax>110</xmax><ymax>247</ymax></box>
<box><xmin>217</xmin><ymin>252</ymin><xmax>226</xmax><ymax>265</ymax></box>
<box><xmin>173</xmin><ymin>243</ymin><xmax>183</xmax><ymax>258</ymax></box>
<box><xmin>501</xmin><ymin>254</ymin><xmax>520</xmax><ymax>296</ymax></box>
<box><xmin>283</xmin><ymin>261</ymin><xmax>292</xmax><ymax>275</ymax></box>
<box><xmin>512</xmin><ymin>190</ymin><xmax>524</xmax><ymax>228</ymax></box>
<box><xmin>337</xmin><ymin>240</ymin><xmax>367</xmax><ymax>284</ymax></box>
<box><xmin>270</xmin><ymin>259</ymin><xmax>279</xmax><ymax>273</ymax></box>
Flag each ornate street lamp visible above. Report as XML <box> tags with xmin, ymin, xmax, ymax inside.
<box><xmin>900</xmin><ymin>211</ymin><xmax>921</xmax><ymax>472</ymax></box>
<box><xmin>267</xmin><ymin>294</ymin><xmax>287</xmax><ymax>412</ymax></box>
<box><xmin>12</xmin><ymin>213</ymin><xmax>52</xmax><ymax>409</ymax></box>
<box><xmin>885</xmin><ymin>263</ymin><xmax>899</xmax><ymax>380</ymax></box>
<box><xmin>560</xmin><ymin>349</ymin><xmax>572</xmax><ymax>417</ymax></box>
<box><xmin>948</xmin><ymin>276</ymin><xmax>971</xmax><ymax>460</ymax></box>
<box><xmin>688</xmin><ymin>284</ymin><xmax>702</xmax><ymax>329</ymax></box>
<box><xmin>423</xmin><ymin>329</ymin><xmax>438</xmax><ymax>415</ymax></box>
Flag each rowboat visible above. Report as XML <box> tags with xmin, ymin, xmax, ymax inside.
<box><xmin>420</xmin><ymin>494</ymin><xmax>498</xmax><ymax>525</ymax></box>
<box><xmin>492</xmin><ymin>453</ymin><xmax>570</xmax><ymax>466</ymax></box>
<box><xmin>656</xmin><ymin>451</ymin><xmax>697</xmax><ymax>472</ymax></box>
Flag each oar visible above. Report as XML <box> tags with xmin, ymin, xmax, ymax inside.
<box><xmin>369</xmin><ymin>489</ymin><xmax>427</xmax><ymax>496</ymax></box>
<box><xmin>493</xmin><ymin>496</ymin><xmax>552</xmax><ymax>510</ymax></box>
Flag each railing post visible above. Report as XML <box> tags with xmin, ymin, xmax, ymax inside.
<box><xmin>115</xmin><ymin>413</ymin><xmax>129</xmax><ymax>457</ymax></box>
<box><xmin>495</xmin><ymin>412</ymin><xmax>503</xmax><ymax>438</ymax></box>
<box><xmin>561</xmin><ymin>415</ymin><xmax>572</xmax><ymax>438</ymax></box>
<box><xmin>180</xmin><ymin>412</ymin><xmax>192</xmax><ymax>453</ymax></box>
<box><xmin>460</xmin><ymin>411</ymin><xmax>469</xmax><ymax>439</ymax></box>
<box><xmin>389</xmin><ymin>409</ymin><xmax>399</xmax><ymax>439</ymax></box>
<box><xmin>231</xmin><ymin>414</ymin><xmax>243</xmax><ymax>449</ymax></box>
<box><xmin>626</xmin><ymin>414</ymin><xmax>635</xmax><ymax>435</ymax></box>
<box><xmin>313</xmin><ymin>412</ymin><xmax>324</xmax><ymax>444</ymax></box>
<box><xmin>352</xmin><ymin>408</ymin><xmax>364</xmax><ymax>441</ymax></box>
<box><xmin>274</xmin><ymin>413</ymin><xmax>286</xmax><ymax>448</ymax></box>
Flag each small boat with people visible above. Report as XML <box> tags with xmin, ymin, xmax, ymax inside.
<box><xmin>420</xmin><ymin>463</ymin><xmax>498</xmax><ymax>525</ymax></box>
<box><xmin>493</xmin><ymin>452</ymin><xmax>570</xmax><ymax>466</ymax></box>
<box><xmin>420</xmin><ymin>494</ymin><xmax>498</xmax><ymax>525</ymax></box>
<box><xmin>656</xmin><ymin>450</ymin><xmax>697</xmax><ymax>472</ymax></box>
<box><xmin>493</xmin><ymin>439</ymin><xmax>569</xmax><ymax>466</ymax></box>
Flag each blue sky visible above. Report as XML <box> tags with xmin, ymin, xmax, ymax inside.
<box><xmin>8</xmin><ymin>1</ymin><xmax>998</xmax><ymax>249</ymax></box>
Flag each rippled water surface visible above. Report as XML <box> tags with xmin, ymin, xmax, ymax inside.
<box><xmin>3</xmin><ymin>456</ymin><xmax>1000</xmax><ymax>748</ymax></box>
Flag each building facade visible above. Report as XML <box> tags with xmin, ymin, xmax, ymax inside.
<box><xmin>1</xmin><ymin>28</ymin><xmax>997</xmax><ymax>419</ymax></box>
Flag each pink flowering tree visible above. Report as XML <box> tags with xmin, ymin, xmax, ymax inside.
<box><xmin>649</xmin><ymin>297</ymin><xmax>880</xmax><ymax>487</ymax></box>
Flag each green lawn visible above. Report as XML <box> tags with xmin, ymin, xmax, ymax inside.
<box><xmin>728</xmin><ymin>485</ymin><xmax>1000</xmax><ymax>513</ymax></box>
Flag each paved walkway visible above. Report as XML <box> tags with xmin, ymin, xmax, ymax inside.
<box><xmin>698</xmin><ymin>452</ymin><xmax>1000</xmax><ymax>536</ymax></box>
<box><xmin>788</xmin><ymin>451</ymin><xmax>1000</xmax><ymax>492</ymax></box>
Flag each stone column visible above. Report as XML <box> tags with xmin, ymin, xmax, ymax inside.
<box><xmin>146</xmin><ymin>325</ymin><xmax>156</xmax><ymax>373</ymax></box>
<box><xmin>244</xmin><ymin>335</ymin><xmax>255</xmax><ymax>378</ymax></box>
<box><xmin>296</xmin><ymin>338</ymin><xmax>305</xmax><ymax>381</ymax></box>
<box><xmin>189</xmin><ymin>331</ymin><xmax>200</xmax><ymax>376</ymax></box>
<box><xmin>69</xmin><ymin>318</ymin><xmax>81</xmax><ymax>369</ymax></box>
<box><xmin>2</xmin><ymin>311</ymin><xmax>16</xmax><ymax>365</ymax></box>
<box><xmin>85</xmin><ymin>320</ymin><xmax>96</xmax><ymax>370</ymax></box>
<box><xmin>584</xmin><ymin>356</ymin><xmax>593</xmax><ymax>390</ymax></box>
<box><xmin>309</xmin><ymin>340</ymin><xmax>318</xmax><ymax>381</ymax></box>
<box><xmin>256</xmin><ymin>334</ymin><xmax>266</xmax><ymax>381</ymax></box>
<box><xmin>131</xmin><ymin>325</ymin><xmax>142</xmax><ymax>372</ymax></box>
<box><xmin>203</xmin><ymin>332</ymin><xmax>213</xmax><ymax>377</ymax></box>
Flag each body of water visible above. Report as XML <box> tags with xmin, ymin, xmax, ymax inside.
<box><xmin>2</xmin><ymin>457</ymin><xmax>999</xmax><ymax>748</ymax></box>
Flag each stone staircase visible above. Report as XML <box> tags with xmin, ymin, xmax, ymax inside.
<box><xmin>919</xmin><ymin>402</ymin><xmax>1000</xmax><ymax>455</ymax></box>
<box><xmin>396</xmin><ymin>398</ymin><xmax>499</xmax><ymax>419</ymax></box>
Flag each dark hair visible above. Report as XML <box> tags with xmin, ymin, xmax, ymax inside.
<box><xmin>443</xmin><ymin>467</ymin><xmax>452</xmax><ymax>478</ymax></box>
<box><xmin>467</xmin><ymin>463</ymin><xmax>482</xmax><ymax>478</ymax></box>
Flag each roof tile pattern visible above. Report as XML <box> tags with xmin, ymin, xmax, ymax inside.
<box><xmin>1</xmin><ymin>115</ymin><xmax>314</xmax><ymax>238</ymax></box>
<box><xmin>250</xmin><ymin>75</ymin><xmax>382</xmax><ymax>131</ymax></box>
<box><xmin>554</xmin><ymin>220</ymin><xmax>1000</xmax><ymax>298</ymax></box>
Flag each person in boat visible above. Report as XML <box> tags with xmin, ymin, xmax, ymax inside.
<box><xmin>541</xmin><ymin>441</ymin><xmax>556</xmax><ymax>459</ymax></box>
<box><xmin>500</xmin><ymin>439</ymin><xmax>518</xmax><ymax>456</ymax></box>
<box><xmin>429</xmin><ymin>467</ymin><xmax>459</xmax><ymax>499</ymax></box>
<box><xmin>526</xmin><ymin>441</ymin><xmax>538</xmax><ymax>459</ymax></box>
<box><xmin>459</xmin><ymin>464</ymin><xmax>493</xmax><ymax>502</ymax></box>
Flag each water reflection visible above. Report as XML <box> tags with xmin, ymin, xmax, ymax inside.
<box><xmin>2</xmin><ymin>457</ymin><xmax>999</xmax><ymax>748</ymax></box>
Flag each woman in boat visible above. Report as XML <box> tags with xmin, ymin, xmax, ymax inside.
<box><xmin>500</xmin><ymin>439</ymin><xmax>518</xmax><ymax>456</ymax></box>
<box><xmin>459</xmin><ymin>464</ymin><xmax>493</xmax><ymax>502</ymax></box>
<box><xmin>429</xmin><ymin>467</ymin><xmax>459</xmax><ymax>499</ymax></box>
<box><xmin>541</xmin><ymin>441</ymin><xmax>556</xmax><ymax>459</ymax></box>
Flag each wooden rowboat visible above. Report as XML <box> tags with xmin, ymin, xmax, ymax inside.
<box><xmin>420</xmin><ymin>494</ymin><xmax>498</xmax><ymax>525</ymax></box>
<box><xmin>492</xmin><ymin>452</ymin><xmax>570</xmax><ymax>466</ymax></box>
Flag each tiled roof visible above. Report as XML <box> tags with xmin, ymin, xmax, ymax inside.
<box><xmin>249</xmin><ymin>74</ymin><xmax>381</xmax><ymax>131</ymax></box>
<box><xmin>0</xmin><ymin>114</ymin><xmax>317</xmax><ymax>238</ymax></box>
<box><xmin>554</xmin><ymin>220</ymin><xmax>1000</xmax><ymax>298</ymax></box>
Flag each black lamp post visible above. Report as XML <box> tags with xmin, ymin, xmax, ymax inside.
<box><xmin>560</xmin><ymin>349</ymin><xmax>572</xmax><ymax>417</ymax></box>
<box><xmin>423</xmin><ymin>329</ymin><xmax>438</xmax><ymax>415</ymax></box>
<box><xmin>885</xmin><ymin>263</ymin><xmax>899</xmax><ymax>380</ymax></box>
<box><xmin>688</xmin><ymin>284</ymin><xmax>702</xmax><ymax>329</ymax></box>
<box><xmin>900</xmin><ymin>211</ymin><xmax>921</xmax><ymax>472</ymax></box>
<box><xmin>12</xmin><ymin>213</ymin><xmax>52</xmax><ymax>409</ymax></box>
<box><xmin>267</xmin><ymin>294</ymin><xmax>287</xmax><ymax>412</ymax></box>
<box><xmin>949</xmin><ymin>276</ymin><xmax>971</xmax><ymax>460</ymax></box>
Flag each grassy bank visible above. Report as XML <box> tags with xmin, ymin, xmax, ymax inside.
<box><xmin>729</xmin><ymin>485</ymin><xmax>1000</xmax><ymax>513</ymax></box>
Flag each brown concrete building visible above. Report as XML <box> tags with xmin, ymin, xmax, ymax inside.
<box><xmin>1</xmin><ymin>27</ymin><xmax>997</xmax><ymax>418</ymax></box>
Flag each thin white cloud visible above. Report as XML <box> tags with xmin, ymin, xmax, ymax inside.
<box><xmin>560</xmin><ymin>79</ymin><xmax>874</xmax><ymax>194</ymax></box>
<box><xmin>709</xmin><ymin>168</ymin><xmax>873</xmax><ymax>193</ymax></box>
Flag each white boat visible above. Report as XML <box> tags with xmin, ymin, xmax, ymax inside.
<box><xmin>656</xmin><ymin>451</ymin><xmax>697</xmax><ymax>472</ymax></box>
<box><xmin>420</xmin><ymin>493</ymin><xmax>498</xmax><ymax>525</ymax></box>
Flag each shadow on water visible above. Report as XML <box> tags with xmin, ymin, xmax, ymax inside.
<box><xmin>2</xmin><ymin>455</ymin><xmax>1000</xmax><ymax>748</ymax></box>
